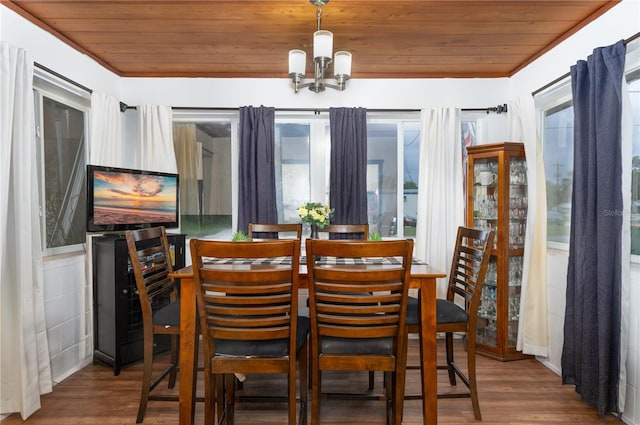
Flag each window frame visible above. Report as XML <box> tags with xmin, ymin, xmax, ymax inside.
<box><xmin>535</xmin><ymin>78</ymin><xmax>574</xmax><ymax>251</ymax></box>
<box><xmin>33</xmin><ymin>70</ymin><xmax>91</xmax><ymax>256</ymax></box>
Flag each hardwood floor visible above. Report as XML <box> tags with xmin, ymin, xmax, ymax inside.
<box><xmin>1</xmin><ymin>339</ymin><xmax>622</xmax><ymax>425</ymax></box>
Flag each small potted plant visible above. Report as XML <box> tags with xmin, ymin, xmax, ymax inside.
<box><xmin>231</xmin><ymin>231</ymin><xmax>252</xmax><ymax>242</ymax></box>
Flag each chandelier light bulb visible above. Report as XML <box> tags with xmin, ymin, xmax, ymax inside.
<box><xmin>313</xmin><ymin>30</ymin><xmax>333</xmax><ymax>60</ymax></box>
<box><xmin>288</xmin><ymin>49</ymin><xmax>306</xmax><ymax>76</ymax></box>
<box><xmin>334</xmin><ymin>51</ymin><xmax>352</xmax><ymax>77</ymax></box>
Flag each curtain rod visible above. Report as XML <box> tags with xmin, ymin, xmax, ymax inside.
<box><xmin>34</xmin><ymin>62</ymin><xmax>92</xmax><ymax>94</ymax></box>
<box><xmin>167</xmin><ymin>104</ymin><xmax>508</xmax><ymax>114</ymax></box>
<box><xmin>32</xmin><ymin>63</ymin><xmax>507</xmax><ymax>114</ymax></box>
<box><xmin>531</xmin><ymin>32</ymin><xmax>640</xmax><ymax>97</ymax></box>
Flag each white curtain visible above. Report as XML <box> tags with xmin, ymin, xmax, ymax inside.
<box><xmin>415</xmin><ymin>107</ymin><xmax>464</xmax><ymax>297</ymax></box>
<box><xmin>136</xmin><ymin>105</ymin><xmax>177</xmax><ymax>173</ymax></box>
<box><xmin>89</xmin><ymin>91</ymin><xmax>122</xmax><ymax>166</ymax></box>
<box><xmin>0</xmin><ymin>42</ymin><xmax>52</xmax><ymax>419</ymax></box>
<box><xmin>508</xmin><ymin>95</ymin><xmax>549</xmax><ymax>356</ymax></box>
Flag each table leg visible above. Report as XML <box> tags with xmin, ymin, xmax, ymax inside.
<box><xmin>179</xmin><ymin>277</ymin><xmax>198</xmax><ymax>425</ymax></box>
<box><xmin>420</xmin><ymin>278</ymin><xmax>438</xmax><ymax>425</ymax></box>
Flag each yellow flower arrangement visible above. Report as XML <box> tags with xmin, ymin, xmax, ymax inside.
<box><xmin>297</xmin><ymin>202</ymin><xmax>334</xmax><ymax>229</ymax></box>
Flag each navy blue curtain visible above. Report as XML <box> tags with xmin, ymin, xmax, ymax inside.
<box><xmin>562</xmin><ymin>40</ymin><xmax>626</xmax><ymax>416</ymax></box>
<box><xmin>329</xmin><ymin>107</ymin><xmax>368</xmax><ymax>238</ymax></box>
<box><xmin>237</xmin><ymin>106</ymin><xmax>278</xmax><ymax>234</ymax></box>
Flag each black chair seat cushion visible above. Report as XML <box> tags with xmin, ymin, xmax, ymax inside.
<box><xmin>406</xmin><ymin>296</ymin><xmax>469</xmax><ymax>325</ymax></box>
<box><xmin>215</xmin><ymin>316</ymin><xmax>310</xmax><ymax>357</ymax></box>
<box><xmin>320</xmin><ymin>336</ymin><xmax>393</xmax><ymax>355</ymax></box>
<box><xmin>152</xmin><ymin>300</ymin><xmax>180</xmax><ymax>327</ymax></box>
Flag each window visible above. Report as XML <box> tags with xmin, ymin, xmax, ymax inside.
<box><xmin>172</xmin><ymin>115</ymin><xmax>235</xmax><ymax>239</ymax></box>
<box><xmin>273</xmin><ymin>113</ymin><xmax>420</xmax><ymax>239</ymax></box>
<box><xmin>366</xmin><ymin>119</ymin><xmax>421</xmax><ymax>238</ymax></box>
<box><xmin>173</xmin><ymin>112</ymin><xmax>453</xmax><ymax>240</ymax></box>
<box><xmin>543</xmin><ymin>101</ymin><xmax>574</xmax><ymax>245</ymax></box>
<box><xmin>34</xmin><ymin>72</ymin><xmax>90</xmax><ymax>254</ymax></box>
<box><xmin>273</xmin><ymin>117</ymin><xmax>325</xmax><ymax>224</ymax></box>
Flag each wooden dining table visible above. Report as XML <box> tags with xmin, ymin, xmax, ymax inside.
<box><xmin>170</xmin><ymin>258</ymin><xmax>445</xmax><ymax>425</ymax></box>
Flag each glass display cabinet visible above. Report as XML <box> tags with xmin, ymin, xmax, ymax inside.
<box><xmin>466</xmin><ymin>142</ymin><xmax>530</xmax><ymax>361</ymax></box>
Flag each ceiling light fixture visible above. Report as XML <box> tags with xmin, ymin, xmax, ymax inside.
<box><xmin>288</xmin><ymin>0</ymin><xmax>352</xmax><ymax>93</ymax></box>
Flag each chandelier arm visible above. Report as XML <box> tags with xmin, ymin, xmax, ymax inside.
<box><xmin>321</xmin><ymin>82</ymin><xmax>345</xmax><ymax>91</ymax></box>
<box><xmin>316</xmin><ymin>4</ymin><xmax>323</xmax><ymax>31</ymax></box>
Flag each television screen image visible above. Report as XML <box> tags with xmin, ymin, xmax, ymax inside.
<box><xmin>87</xmin><ymin>165</ymin><xmax>179</xmax><ymax>232</ymax></box>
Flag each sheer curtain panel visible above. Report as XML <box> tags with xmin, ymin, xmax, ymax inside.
<box><xmin>0</xmin><ymin>42</ymin><xmax>52</xmax><ymax>419</ymax></box>
<box><xmin>173</xmin><ymin>123</ymin><xmax>200</xmax><ymax>217</ymax></box>
<box><xmin>414</xmin><ymin>107</ymin><xmax>463</xmax><ymax>297</ymax></box>
<box><xmin>136</xmin><ymin>105</ymin><xmax>177</xmax><ymax>173</ymax></box>
<box><xmin>89</xmin><ymin>91</ymin><xmax>122</xmax><ymax>166</ymax></box>
<box><xmin>508</xmin><ymin>95</ymin><xmax>549</xmax><ymax>357</ymax></box>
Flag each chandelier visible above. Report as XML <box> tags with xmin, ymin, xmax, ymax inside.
<box><xmin>288</xmin><ymin>0</ymin><xmax>352</xmax><ymax>93</ymax></box>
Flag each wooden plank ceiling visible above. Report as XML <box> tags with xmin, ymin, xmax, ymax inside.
<box><xmin>3</xmin><ymin>0</ymin><xmax>619</xmax><ymax>79</ymax></box>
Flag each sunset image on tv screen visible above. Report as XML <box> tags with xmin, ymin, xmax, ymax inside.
<box><xmin>93</xmin><ymin>170</ymin><xmax>178</xmax><ymax>225</ymax></box>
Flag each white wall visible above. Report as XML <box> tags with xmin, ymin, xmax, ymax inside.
<box><xmin>2</xmin><ymin>1</ymin><xmax>639</xmax><ymax>422</ymax></box>
<box><xmin>1</xmin><ymin>6</ymin><xmax>120</xmax><ymax>96</ymax></box>
<box><xmin>118</xmin><ymin>76</ymin><xmax>509</xmax><ymax>110</ymax></box>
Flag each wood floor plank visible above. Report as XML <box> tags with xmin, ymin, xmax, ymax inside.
<box><xmin>1</xmin><ymin>339</ymin><xmax>622</xmax><ymax>425</ymax></box>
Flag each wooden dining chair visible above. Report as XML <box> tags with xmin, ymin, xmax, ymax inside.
<box><xmin>125</xmin><ymin>226</ymin><xmax>180</xmax><ymax>423</ymax></box>
<box><xmin>305</xmin><ymin>238</ymin><xmax>413</xmax><ymax>425</ymax></box>
<box><xmin>404</xmin><ymin>226</ymin><xmax>494</xmax><ymax>420</ymax></box>
<box><xmin>248</xmin><ymin>222</ymin><xmax>302</xmax><ymax>240</ymax></box>
<box><xmin>190</xmin><ymin>239</ymin><xmax>308</xmax><ymax>425</ymax></box>
<box><xmin>316</xmin><ymin>223</ymin><xmax>369</xmax><ymax>240</ymax></box>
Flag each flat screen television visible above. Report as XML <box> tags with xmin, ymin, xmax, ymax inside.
<box><xmin>86</xmin><ymin>164</ymin><xmax>179</xmax><ymax>232</ymax></box>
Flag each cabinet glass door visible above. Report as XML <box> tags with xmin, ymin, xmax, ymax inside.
<box><xmin>472</xmin><ymin>157</ymin><xmax>498</xmax><ymax>349</ymax></box>
<box><xmin>472</xmin><ymin>158</ymin><xmax>498</xmax><ymax>246</ymax></box>
<box><xmin>507</xmin><ymin>157</ymin><xmax>527</xmax><ymax>349</ymax></box>
<box><xmin>477</xmin><ymin>257</ymin><xmax>498</xmax><ymax>346</ymax></box>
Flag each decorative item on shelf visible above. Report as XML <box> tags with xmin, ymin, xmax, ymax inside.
<box><xmin>298</xmin><ymin>202</ymin><xmax>334</xmax><ymax>238</ymax></box>
<box><xmin>369</xmin><ymin>231</ymin><xmax>382</xmax><ymax>241</ymax></box>
<box><xmin>288</xmin><ymin>0</ymin><xmax>352</xmax><ymax>93</ymax></box>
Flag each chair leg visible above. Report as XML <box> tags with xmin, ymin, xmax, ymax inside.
<box><xmin>466</xmin><ymin>335</ymin><xmax>482</xmax><ymax>420</ymax></box>
<box><xmin>168</xmin><ymin>334</ymin><xmax>178</xmax><ymax>388</ymax></box>
<box><xmin>136</xmin><ymin>332</ymin><xmax>154</xmax><ymax>423</ymax></box>
<box><xmin>310</xmin><ymin>360</ymin><xmax>320</xmax><ymax>425</ymax></box>
<box><xmin>204</xmin><ymin>371</ymin><xmax>215</xmax><ymax>425</ymax></box>
<box><xmin>215</xmin><ymin>374</ymin><xmax>225</xmax><ymax>425</ymax></box>
<box><xmin>298</xmin><ymin>341</ymin><xmax>308</xmax><ymax>425</ymax></box>
<box><xmin>368</xmin><ymin>371</ymin><xmax>375</xmax><ymax>390</ymax></box>
<box><xmin>225</xmin><ymin>374</ymin><xmax>236</xmax><ymax>425</ymax></box>
<box><xmin>445</xmin><ymin>332</ymin><xmax>456</xmax><ymax>386</ymax></box>
<box><xmin>384</xmin><ymin>371</ymin><xmax>393</xmax><ymax>425</ymax></box>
